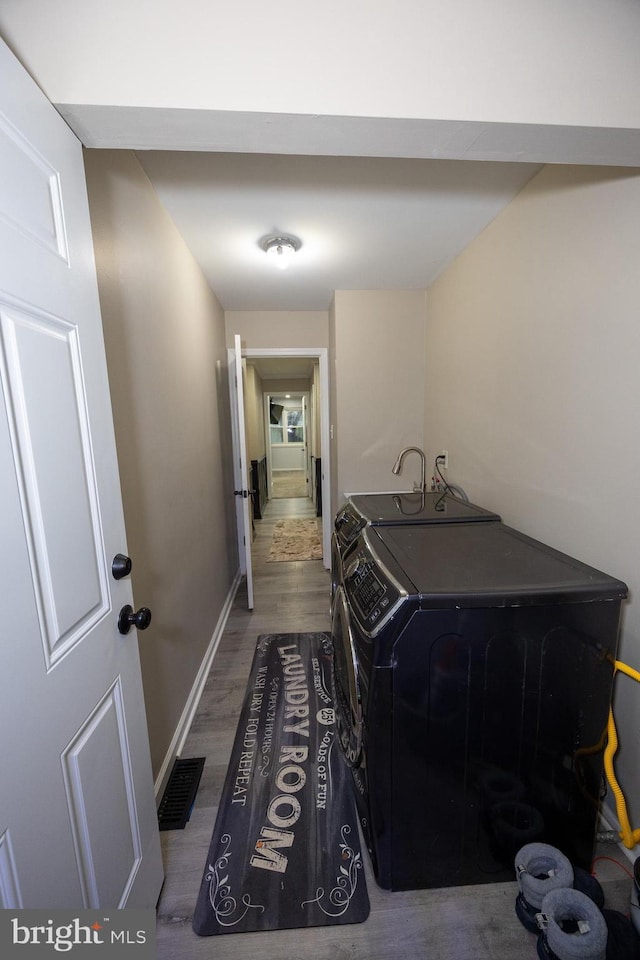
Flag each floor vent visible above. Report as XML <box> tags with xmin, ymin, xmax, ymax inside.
<box><xmin>158</xmin><ymin>757</ymin><xmax>205</xmax><ymax>831</ymax></box>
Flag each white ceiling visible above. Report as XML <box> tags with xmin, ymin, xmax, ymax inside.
<box><xmin>2</xmin><ymin>5</ymin><xmax>636</xmax><ymax>315</ymax></box>
<box><xmin>135</xmin><ymin>151</ymin><xmax>541</xmax><ymax>312</ymax></box>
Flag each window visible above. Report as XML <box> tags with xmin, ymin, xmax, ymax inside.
<box><xmin>286</xmin><ymin>409</ymin><xmax>304</xmax><ymax>443</ymax></box>
<box><xmin>269</xmin><ymin>401</ymin><xmax>305</xmax><ymax>445</ymax></box>
<box><xmin>270</xmin><ymin>422</ymin><xmax>284</xmax><ymax>444</ymax></box>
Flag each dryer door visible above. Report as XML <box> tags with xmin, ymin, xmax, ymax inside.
<box><xmin>331</xmin><ymin>585</ymin><xmax>363</xmax><ymax>767</ymax></box>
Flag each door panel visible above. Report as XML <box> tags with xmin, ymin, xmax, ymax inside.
<box><xmin>1</xmin><ymin>300</ymin><xmax>108</xmax><ymax>667</ymax></box>
<box><xmin>0</xmin><ymin>111</ymin><xmax>68</xmax><ymax>260</ymax></box>
<box><xmin>61</xmin><ymin>679</ymin><xmax>142</xmax><ymax>908</ymax></box>
<box><xmin>0</xmin><ymin>39</ymin><xmax>163</xmax><ymax>908</ymax></box>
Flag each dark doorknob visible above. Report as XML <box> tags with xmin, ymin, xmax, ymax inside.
<box><xmin>118</xmin><ymin>604</ymin><xmax>152</xmax><ymax>635</ymax></box>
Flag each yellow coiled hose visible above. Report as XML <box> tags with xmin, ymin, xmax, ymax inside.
<box><xmin>604</xmin><ymin>659</ymin><xmax>640</xmax><ymax>848</ymax></box>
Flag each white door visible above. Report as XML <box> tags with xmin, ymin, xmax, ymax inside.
<box><xmin>302</xmin><ymin>393</ymin><xmax>311</xmax><ymax>497</ymax></box>
<box><xmin>229</xmin><ymin>334</ymin><xmax>254</xmax><ymax>609</ymax></box>
<box><xmin>0</xmin><ymin>41</ymin><xmax>163</xmax><ymax>908</ymax></box>
<box><xmin>309</xmin><ymin>381</ymin><xmax>318</xmax><ymax>507</ymax></box>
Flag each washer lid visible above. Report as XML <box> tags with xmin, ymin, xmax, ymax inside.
<box><xmin>349</xmin><ymin>492</ymin><xmax>500</xmax><ymax>525</ymax></box>
<box><xmin>372</xmin><ymin>522</ymin><xmax>628</xmax><ymax>607</ymax></box>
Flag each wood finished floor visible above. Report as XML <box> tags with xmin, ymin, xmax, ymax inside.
<box><xmin>156</xmin><ymin>496</ymin><xmax>634</xmax><ymax>959</ymax></box>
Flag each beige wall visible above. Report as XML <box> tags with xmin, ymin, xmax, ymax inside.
<box><xmin>424</xmin><ymin>164</ymin><xmax>640</xmax><ymax>825</ymax></box>
<box><xmin>226</xmin><ymin>310</ymin><xmax>329</xmax><ymax>349</ymax></box>
<box><xmin>332</xmin><ymin>290</ymin><xmax>427</xmax><ymax>502</ymax></box>
<box><xmin>84</xmin><ymin>149</ymin><xmax>238</xmax><ymax>780</ymax></box>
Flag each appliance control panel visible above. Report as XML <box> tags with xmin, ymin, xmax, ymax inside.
<box><xmin>334</xmin><ymin>505</ymin><xmax>366</xmax><ymax>550</ymax></box>
<box><xmin>344</xmin><ymin>549</ymin><xmax>404</xmax><ymax>635</ymax></box>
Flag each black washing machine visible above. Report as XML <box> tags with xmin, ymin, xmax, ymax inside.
<box><xmin>331</xmin><ymin>491</ymin><xmax>501</xmax><ymax>610</ymax></box>
<box><xmin>331</xmin><ymin>521</ymin><xmax>627</xmax><ymax>891</ymax></box>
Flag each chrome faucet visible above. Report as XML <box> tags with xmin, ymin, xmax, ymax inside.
<box><xmin>392</xmin><ymin>446</ymin><xmax>426</xmax><ymax>494</ymax></box>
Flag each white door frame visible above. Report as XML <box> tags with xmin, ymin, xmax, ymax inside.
<box><xmin>231</xmin><ymin>345</ymin><xmax>331</xmax><ymax>569</ymax></box>
<box><xmin>228</xmin><ymin>336</ymin><xmax>254</xmax><ymax>608</ymax></box>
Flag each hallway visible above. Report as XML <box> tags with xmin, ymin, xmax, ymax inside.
<box><xmin>155</xmin><ymin>497</ymin><xmax>633</xmax><ymax>960</ymax></box>
<box><xmin>156</xmin><ymin>493</ymin><xmax>332</xmax><ymax>957</ymax></box>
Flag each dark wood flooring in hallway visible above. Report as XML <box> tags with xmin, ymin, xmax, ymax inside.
<box><xmin>155</xmin><ymin>496</ymin><xmax>633</xmax><ymax>959</ymax></box>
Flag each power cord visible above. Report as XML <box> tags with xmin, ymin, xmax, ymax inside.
<box><xmin>434</xmin><ymin>455</ymin><xmax>454</xmax><ymax>496</ymax></box>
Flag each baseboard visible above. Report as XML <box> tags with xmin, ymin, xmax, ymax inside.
<box><xmin>154</xmin><ymin>567</ymin><xmax>243</xmax><ymax>803</ymax></box>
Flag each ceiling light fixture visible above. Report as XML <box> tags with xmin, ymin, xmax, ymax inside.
<box><xmin>261</xmin><ymin>234</ymin><xmax>301</xmax><ymax>270</ymax></box>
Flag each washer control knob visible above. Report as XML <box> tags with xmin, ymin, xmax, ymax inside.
<box><xmin>346</xmin><ymin>556</ymin><xmax>367</xmax><ymax>580</ymax></box>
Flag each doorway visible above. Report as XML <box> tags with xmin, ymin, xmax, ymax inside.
<box><xmin>267</xmin><ymin>390</ymin><xmax>311</xmax><ymax>501</ymax></box>
<box><xmin>229</xmin><ymin>345</ymin><xmax>331</xmax><ymax>587</ymax></box>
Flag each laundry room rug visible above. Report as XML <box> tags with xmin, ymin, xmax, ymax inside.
<box><xmin>267</xmin><ymin>518</ymin><xmax>323</xmax><ymax>562</ymax></box>
<box><xmin>192</xmin><ymin>632</ymin><xmax>369</xmax><ymax>936</ymax></box>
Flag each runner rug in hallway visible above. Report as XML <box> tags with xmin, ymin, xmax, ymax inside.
<box><xmin>192</xmin><ymin>632</ymin><xmax>370</xmax><ymax>936</ymax></box>
<box><xmin>267</xmin><ymin>518</ymin><xmax>323</xmax><ymax>562</ymax></box>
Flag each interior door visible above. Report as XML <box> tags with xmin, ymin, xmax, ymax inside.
<box><xmin>230</xmin><ymin>334</ymin><xmax>254</xmax><ymax>609</ymax></box>
<box><xmin>0</xmin><ymin>40</ymin><xmax>163</xmax><ymax>908</ymax></box>
<box><xmin>303</xmin><ymin>392</ymin><xmax>314</xmax><ymax>499</ymax></box>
